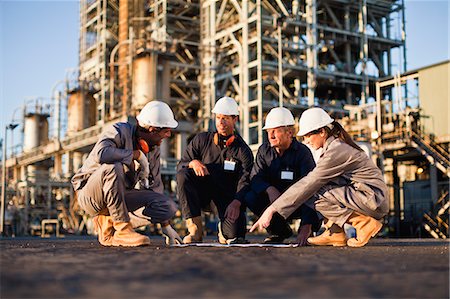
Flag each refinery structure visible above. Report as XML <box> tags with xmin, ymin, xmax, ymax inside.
<box><xmin>1</xmin><ymin>0</ymin><xmax>448</xmax><ymax>239</ymax></box>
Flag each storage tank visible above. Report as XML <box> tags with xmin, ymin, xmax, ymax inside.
<box><xmin>67</xmin><ymin>90</ymin><xmax>97</xmax><ymax>136</ymax></box>
<box><xmin>23</xmin><ymin>113</ymin><xmax>49</xmax><ymax>152</ymax></box>
<box><xmin>132</xmin><ymin>54</ymin><xmax>158</xmax><ymax>109</ymax></box>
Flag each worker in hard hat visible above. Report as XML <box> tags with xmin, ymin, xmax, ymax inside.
<box><xmin>250</xmin><ymin>107</ymin><xmax>389</xmax><ymax>247</ymax></box>
<box><xmin>244</xmin><ymin>107</ymin><xmax>320</xmax><ymax>245</ymax></box>
<box><xmin>71</xmin><ymin>100</ymin><xmax>182</xmax><ymax>247</ymax></box>
<box><xmin>176</xmin><ymin>96</ymin><xmax>254</xmax><ymax>244</ymax></box>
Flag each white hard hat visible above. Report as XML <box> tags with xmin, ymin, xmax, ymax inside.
<box><xmin>136</xmin><ymin>100</ymin><xmax>178</xmax><ymax>129</ymax></box>
<box><xmin>297</xmin><ymin>107</ymin><xmax>334</xmax><ymax>136</ymax></box>
<box><xmin>211</xmin><ymin>96</ymin><xmax>239</xmax><ymax>115</ymax></box>
<box><xmin>263</xmin><ymin>107</ymin><xmax>295</xmax><ymax>130</ymax></box>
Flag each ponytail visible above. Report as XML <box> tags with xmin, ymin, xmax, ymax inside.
<box><xmin>323</xmin><ymin>121</ymin><xmax>363</xmax><ymax>152</ymax></box>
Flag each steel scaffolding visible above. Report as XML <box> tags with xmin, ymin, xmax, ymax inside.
<box><xmin>198</xmin><ymin>0</ymin><xmax>405</xmax><ymax>151</ymax></box>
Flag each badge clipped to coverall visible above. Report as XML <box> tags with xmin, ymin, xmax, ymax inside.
<box><xmin>224</xmin><ymin>159</ymin><xmax>236</xmax><ymax>171</ymax></box>
<box><xmin>281</xmin><ymin>169</ymin><xmax>294</xmax><ymax>180</ymax></box>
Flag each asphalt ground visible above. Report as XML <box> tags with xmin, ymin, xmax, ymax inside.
<box><xmin>0</xmin><ymin>236</ymin><xmax>448</xmax><ymax>299</ymax></box>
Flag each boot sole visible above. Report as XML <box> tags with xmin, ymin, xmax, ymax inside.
<box><xmin>111</xmin><ymin>240</ymin><xmax>150</xmax><ymax>247</ymax></box>
<box><xmin>331</xmin><ymin>241</ymin><xmax>347</xmax><ymax>247</ymax></box>
<box><xmin>347</xmin><ymin>221</ymin><xmax>383</xmax><ymax>247</ymax></box>
<box><xmin>308</xmin><ymin>241</ymin><xmax>347</xmax><ymax>247</ymax></box>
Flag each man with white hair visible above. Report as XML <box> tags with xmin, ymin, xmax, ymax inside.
<box><xmin>177</xmin><ymin>97</ymin><xmax>254</xmax><ymax>244</ymax></box>
<box><xmin>72</xmin><ymin>100</ymin><xmax>182</xmax><ymax>247</ymax></box>
<box><xmin>245</xmin><ymin>107</ymin><xmax>320</xmax><ymax>245</ymax></box>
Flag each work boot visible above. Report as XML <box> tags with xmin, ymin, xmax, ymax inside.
<box><xmin>346</xmin><ymin>213</ymin><xmax>382</xmax><ymax>247</ymax></box>
<box><xmin>263</xmin><ymin>235</ymin><xmax>288</xmax><ymax>244</ymax></box>
<box><xmin>264</xmin><ymin>216</ymin><xmax>293</xmax><ymax>244</ymax></box>
<box><xmin>111</xmin><ymin>221</ymin><xmax>150</xmax><ymax>247</ymax></box>
<box><xmin>183</xmin><ymin>216</ymin><xmax>203</xmax><ymax>244</ymax></box>
<box><xmin>93</xmin><ymin>215</ymin><xmax>114</xmax><ymax>246</ymax></box>
<box><xmin>307</xmin><ymin>224</ymin><xmax>347</xmax><ymax>246</ymax></box>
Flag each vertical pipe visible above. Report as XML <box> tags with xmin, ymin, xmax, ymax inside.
<box><xmin>119</xmin><ymin>0</ymin><xmax>129</xmax><ymax>116</ymax></box>
<box><xmin>306</xmin><ymin>0</ymin><xmax>317</xmax><ymax>107</ymax></box>
<box><xmin>257</xmin><ymin>0</ymin><xmax>263</xmax><ymax>145</ymax></box>
<box><xmin>278</xmin><ymin>22</ymin><xmax>283</xmax><ymax>107</ymax></box>
<box><xmin>393</xmin><ymin>160</ymin><xmax>400</xmax><ymax>236</ymax></box>
<box><xmin>0</xmin><ymin>126</ymin><xmax>7</xmax><ymax>235</ymax></box>
<box><xmin>242</xmin><ymin>0</ymin><xmax>250</xmax><ymax>141</ymax></box>
<box><xmin>359</xmin><ymin>0</ymin><xmax>369</xmax><ymax>104</ymax></box>
<box><xmin>376</xmin><ymin>81</ymin><xmax>382</xmax><ymax>147</ymax></box>
<box><xmin>54</xmin><ymin>153</ymin><xmax>62</xmax><ymax>179</ymax></box>
<box><xmin>401</xmin><ymin>0</ymin><xmax>408</xmax><ymax>105</ymax></box>
<box><xmin>53</xmin><ymin>90</ymin><xmax>61</xmax><ymax>141</ymax></box>
<box><xmin>176</xmin><ymin>133</ymin><xmax>187</xmax><ymax>160</ymax></box>
<box><xmin>430</xmin><ymin>164</ymin><xmax>438</xmax><ymax>204</ymax></box>
<box><xmin>24</xmin><ymin>180</ymin><xmax>29</xmax><ymax>235</ymax></box>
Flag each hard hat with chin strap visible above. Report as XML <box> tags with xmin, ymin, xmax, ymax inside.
<box><xmin>136</xmin><ymin>100</ymin><xmax>178</xmax><ymax>129</ymax></box>
<box><xmin>211</xmin><ymin>96</ymin><xmax>239</xmax><ymax>115</ymax></box>
<box><xmin>297</xmin><ymin>107</ymin><xmax>334</xmax><ymax>136</ymax></box>
<box><xmin>263</xmin><ymin>107</ymin><xmax>295</xmax><ymax>130</ymax></box>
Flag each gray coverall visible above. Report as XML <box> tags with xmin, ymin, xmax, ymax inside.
<box><xmin>71</xmin><ymin>122</ymin><xmax>177</xmax><ymax>224</ymax></box>
<box><xmin>271</xmin><ymin>136</ymin><xmax>389</xmax><ymax>227</ymax></box>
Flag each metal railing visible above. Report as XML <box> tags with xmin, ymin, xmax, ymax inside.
<box><xmin>422</xmin><ymin>190</ymin><xmax>449</xmax><ymax>239</ymax></box>
<box><xmin>410</xmin><ymin>130</ymin><xmax>450</xmax><ymax>176</ymax></box>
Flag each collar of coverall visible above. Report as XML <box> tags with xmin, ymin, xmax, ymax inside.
<box><xmin>214</xmin><ymin>132</ymin><xmax>236</xmax><ymax>147</ymax></box>
<box><xmin>321</xmin><ymin>136</ymin><xmax>337</xmax><ymax>155</ymax></box>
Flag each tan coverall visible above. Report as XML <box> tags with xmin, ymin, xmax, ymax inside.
<box><xmin>71</xmin><ymin>122</ymin><xmax>177</xmax><ymax>224</ymax></box>
<box><xmin>272</xmin><ymin>136</ymin><xmax>389</xmax><ymax>227</ymax></box>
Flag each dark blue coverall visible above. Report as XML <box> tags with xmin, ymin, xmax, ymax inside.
<box><xmin>245</xmin><ymin>139</ymin><xmax>320</xmax><ymax>239</ymax></box>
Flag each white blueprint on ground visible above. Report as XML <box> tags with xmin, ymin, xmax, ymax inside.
<box><xmin>173</xmin><ymin>243</ymin><xmax>299</xmax><ymax>248</ymax></box>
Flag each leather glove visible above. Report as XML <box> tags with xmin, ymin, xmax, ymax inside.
<box><xmin>162</xmin><ymin>225</ymin><xmax>183</xmax><ymax>245</ymax></box>
<box><xmin>136</xmin><ymin>150</ymin><xmax>150</xmax><ymax>188</ymax></box>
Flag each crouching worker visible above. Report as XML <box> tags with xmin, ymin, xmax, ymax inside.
<box><xmin>245</xmin><ymin>107</ymin><xmax>320</xmax><ymax>245</ymax></box>
<box><xmin>71</xmin><ymin>101</ymin><xmax>182</xmax><ymax>247</ymax></box>
<box><xmin>177</xmin><ymin>97</ymin><xmax>254</xmax><ymax>244</ymax></box>
<box><xmin>250</xmin><ymin>107</ymin><xmax>389</xmax><ymax>247</ymax></box>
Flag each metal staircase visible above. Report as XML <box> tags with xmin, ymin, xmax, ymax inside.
<box><xmin>423</xmin><ymin>190</ymin><xmax>449</xmax><ymax>239</ymax></box>
<box><xmin>410</xmin><ymin>130</ymin><xmax>450</xmax><ymax>177</ymax></box>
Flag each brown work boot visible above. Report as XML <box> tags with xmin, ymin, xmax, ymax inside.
<box><xmin>307</xmin><ymin>224</ymin><xmax>347</xmax><ymax>246</ymax></box>
<box><xmin>183</xmin><ymin>216</ymin><xmax>203</xmax><ymax>244</ymax></box>
<box><xmin>111</xmin><ymin>221</ymin><xmax>150</xmax><ymax>247</ymax></box>
<box><xmin>346</xmin><ymin>213</ymin><xmax>382</xmax><ymax>247</ymax></box>
<box><xmin>93</xmin><ymin>215</ymin><xmax>114</xmax><ymax>246</ymax></box>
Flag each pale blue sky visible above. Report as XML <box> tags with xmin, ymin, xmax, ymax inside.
<box><xmin>0</xmin><ymin>0</ymin><xmax>449</xmax><ymax>152</ymax></box>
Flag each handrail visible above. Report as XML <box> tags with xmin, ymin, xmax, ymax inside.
<box><xmin>412</xmin><ymin>131</ymin><xmax>449</xmax><ymax>160</ymax></box>
<box><xmin>410</xmin><ymin>131</ymin><xmax>449</xmax><ymax>167</ymax></box>
<box><xmin>422</xmin><ymin>190</ymin><xmax>449</xmax><ymax>239</ymax></box>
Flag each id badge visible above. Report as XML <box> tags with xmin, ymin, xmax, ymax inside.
<box><xmin>224</xmin><ymin>160</ymin><xmax>236</xmax><ymax>171</ymax></box>
<box><xmin>281</xmin><ymin>171</ymin><xmax>294</xmax><ymax>180</ymax></box>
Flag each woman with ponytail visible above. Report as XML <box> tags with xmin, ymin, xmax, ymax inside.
<box><xmin>250</xmin><ymin>107</ymin><xmax>389</xmax><ymax>247</ymax></box>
